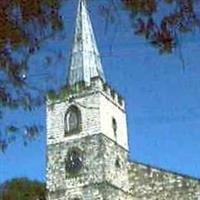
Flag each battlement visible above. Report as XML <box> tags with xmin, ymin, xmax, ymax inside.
<box><xmin>47</xmin><ymin>77</ymin><xmax>125</xmax><ymax>110</ymax></box>
<box><xmin>102</xmin><ymin>83</ymin><xmax>125</xmax><ymax>109</ymax></box>
<box><xmin>90</xmin><ymin>77</ymin><xmax>125</xmax><ymax>109</ymax></box>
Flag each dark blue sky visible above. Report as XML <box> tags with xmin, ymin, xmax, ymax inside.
<box><xmin>1</xmin><ymin>0</ymin><xmax>200</xmax><ymax>183</ymax></box>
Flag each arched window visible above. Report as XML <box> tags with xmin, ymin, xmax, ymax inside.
<box><xmin>112</xmin><ymin>117</ymin><xmax>117</xmax><ymax>138</ymax></box>
<box><xmin>65</xmin><ymin>106</ymin><xmax>81</xmax><ymax>134</ymax></box>
<box><xmin>65</xmin><ymin>147</ymin><xmax>83</xmax><ymax>174</ymax></box>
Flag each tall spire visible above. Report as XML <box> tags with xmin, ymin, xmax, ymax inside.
<box><xmin>67</xmin><ymin>0</ymin><xmax>105</xmax><ymax>86</ymax></box>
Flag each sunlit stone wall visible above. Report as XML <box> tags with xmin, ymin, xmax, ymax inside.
<box><xmin>129</xmin><ymin>162</ymin><xmax>200</xmax><ymax>200</ymax></box>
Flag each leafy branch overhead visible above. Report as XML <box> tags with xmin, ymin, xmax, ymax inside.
<box><xmin>0</xmin><ymin>0</ymin><xmax>63</xmax><ymax>151</ymax></box>
<box><xmin>122</xmin><ymin>0</ymin><xmax>200</xmax><ymax>53</ymax></box>
<box><xmin>0</xmin><ymin>0</ymin><xmax>63</xmax><ymax>106</ymax></box>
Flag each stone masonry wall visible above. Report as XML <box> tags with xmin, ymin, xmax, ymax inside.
<box><xmin>99</xmin><ymin>92</ymin><xmax>128</xmax><ymax>150</ymax></box>
<box><xmin>47</xmin><ymin>79</ymin><xmax>128</xmax><ymax>150</ymax></box>
<box><xmin>46</xmin><ymin>90</ymin><xmax>101</xmax><ymax>146</ymax></box>
<box><xmin>46</xmin><ymin>80</ymin><xmax>131</xmax><ymax>199</ymax></box>
<box><xmin>47</xmin><ymin>134</ymin><xmax>131</xmax><ymax>200</ymax></box>
<box><xmin>47</xmin><ymin>134</ymin><xmax>104</xmax><ymax>193</ymax></box>
<box><xmin>48</xmin><ymin>183</ymin><xmax>132</xmax><ymax>200</ymax></box>
<box><xmin>129</xmin><ymin>162</ymin><xmax>200</xmax><ymax>200</ymax></box>
<box><xmin>101</xmin><ymin>135</ymin><xmax>130</xmax><ymax>192</ymax></box>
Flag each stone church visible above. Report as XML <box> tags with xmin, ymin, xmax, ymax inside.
<box><xmin>46</xmin><ymin>0</ymin><xmax>200</xmax><ymax>199</ymax></box>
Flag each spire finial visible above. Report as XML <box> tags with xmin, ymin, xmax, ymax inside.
<box><xmin>67</xmin><ymin>0</ymin><xmax>105</xmax><ymax>86</ymax></box>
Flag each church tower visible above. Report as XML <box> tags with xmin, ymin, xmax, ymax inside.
<box><xmin>46</xmin><ymin>0</ymin><xmax>130</xmax><ymax>199</ymax></box>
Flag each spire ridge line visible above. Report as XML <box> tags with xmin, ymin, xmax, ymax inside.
<box><xmin>67</xmin><ymin>0</ymin><xmax>105</xmax><ymax>86</ymax></box>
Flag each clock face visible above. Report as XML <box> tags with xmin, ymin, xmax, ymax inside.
<box><xmin>65</xmin><ymin>148</ymin><xmax>83</xmax><ymax>174</ymax></box>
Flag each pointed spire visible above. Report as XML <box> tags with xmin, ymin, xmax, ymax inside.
<box><xmin>67</xmin><ymin>0</ymin><xmax>105</xmax><ymax>86</ymax></box>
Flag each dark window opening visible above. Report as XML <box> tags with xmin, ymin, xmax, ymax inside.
<box><xmin>65</xmin><ymin>105</ymin><xmax>81</xmax><ymax>135</ymax></box>
<box><xmin>112</xmin><ymin>117</ymin><xmax>117</xmax><ymax>138</ymax></box>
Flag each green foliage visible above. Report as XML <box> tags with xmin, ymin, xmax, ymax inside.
<box><xmin>121</xmin><ymin>0</ymin><xmax>200</xmax><ymax>54</ymax></box>
<box><xmin>0</xmin><ymin>178</ymin><xmax>46</xmax><ymax>200</ymax></box>
<box><xmin>0</xmin><ymin>0</ymin><xmax>64</xmax><ymax>152</ymax></box>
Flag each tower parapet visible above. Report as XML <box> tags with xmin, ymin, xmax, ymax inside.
<box><xmin>102</xmin><ymin>82</ymin><xmax>125</xmax><ymax>109</ymax></box>
<box><xmin>48</xmin><ymin>78</ymin><xmax>125</xmax><ymax>111</ymax></box>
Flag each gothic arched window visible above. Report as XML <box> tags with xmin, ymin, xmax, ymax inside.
<box><xmin>65</xmin><ymin>106</ymin><xmax>81</xmax><ymax>135</ymax></box>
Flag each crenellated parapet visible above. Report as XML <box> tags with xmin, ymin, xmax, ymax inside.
<box><xmin>47</xmin><ymin>77</ymin><xmax>125</xmax><ymax>111</ymax></box>
<box><xmin>102</xmin><ymin>82</ymin><xmax>125</xmax><ymax>110</ymax></box>
<box><xmin>86</xmin><ymin>77</ymin><xmax>125</xmax><ymax>110</ymax></box>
